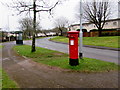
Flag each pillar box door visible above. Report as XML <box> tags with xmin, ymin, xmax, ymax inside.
<box><xmin>67</xmin><ymin>31</ymin><xmax>79</xmax><ymax>66</ymax></box>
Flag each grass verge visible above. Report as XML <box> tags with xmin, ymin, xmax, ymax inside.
<box><xmin>0</xmin><ymin>45</ymin><xmax>3</xmax><ymax>48</ymax></box>
<box><xmin>1</xmin><ymin>69</ymin><xmax>19</xmax><ymax>88</ymax></box>
<box><xmin>50</xmin><ymin>36</ymin><xmax>119</xmax><ymax>48</ymax></box>
<box><xmin>13</xmin><ymin>45</ymin><xmax>120</xmax><ymax>72</ymax></box>
<box><xmin>0</xmin><ymin>45</ymin><xmax>18</xmax><ymax>88</ymax></box>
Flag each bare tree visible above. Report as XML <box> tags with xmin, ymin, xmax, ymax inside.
<box><xmin>9</xmin><ymin>0</ymin><xmax>61</xmax><ymax>52</ymax></box>
<box><xmin>85</xmin><ymin>1</ymin><xmax>111</xmax><ymax>36</ymax></box>
<box><xmin>76</xmin><ymin>0</ymin><xmax>111</xmax><ymax>36</ymax></box>
<box><xmin>19</xmin><ymin>17</ymin><xmax>40</xmax><ymax>39</ymax></box>
<box><xmin>54</xmin><ymin>16</ymin><xmax>69</xmax><ymax>36</ymax></box>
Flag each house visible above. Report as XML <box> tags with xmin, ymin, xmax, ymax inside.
<box><xmin>68</xmin><ymin>18</ymin><xmax>120</xmax><ymax>32</ymax></box>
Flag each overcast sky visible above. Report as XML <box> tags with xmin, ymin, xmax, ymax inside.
<box><xmin>0</xmin><ymin>0</ymin><xmax>119</xmax><ymax>31</ymax></box>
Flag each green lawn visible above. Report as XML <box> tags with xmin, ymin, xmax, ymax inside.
<box><xmin>50</xmin><ymin>36</ymin><xmax>119</xmax><ymax>48</ymax></box>
<box><xmin>0</xmin><ymin>45</ymin><xmax>2</xmax><ymax>48</ymax></box>
<box><xmin>14</xmin><ymin>45</ymin><xmax>119</xmax><ymax>72</ymax></box>
<box><xmin>1</xmin><ymin>69</ymin><xmax>19</xmax><ymax>88</ymax></box>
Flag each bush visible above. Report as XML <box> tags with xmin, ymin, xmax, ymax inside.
<box><xmin>89</xmin><ymin>29</ymin><xmax>119</xmax><ymax>36</ymax></box>
<box><xmin>101</xmin><ymin>32</ymin><xmax>119</xmax><ymax>36</ymax></box>
<box><xmin>90</xmin><ymin>29</ymin><xmax>117</xmax><ymax>32</ymax></box>
<box><xmin>77</xmin><ymin>29</ymin><xmax>87</xmax><ymax>32</ymax></box>
<box><xmin>89</xmin><ymin>29</ymin><xmax>98</xmax><ymax>32</ymax></box>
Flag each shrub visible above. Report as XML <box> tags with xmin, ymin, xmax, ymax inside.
<box><xmin>76</xmin><ymin>29</ymin><xmax>87</xmax><ymax>32</ymax></box>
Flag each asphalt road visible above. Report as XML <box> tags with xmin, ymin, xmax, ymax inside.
<box><xmin>1</xmin><ymin>41</ymin><xmax>119</xmax><ymax>88</ymax></box>
<box><xmin>24</xmin><ymin>37</ymin><xmax>119</xmax><ymax>65</ymax></box>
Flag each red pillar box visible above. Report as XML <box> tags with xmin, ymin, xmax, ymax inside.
<box><xmin>67</xmin><ymin>31</ymin><xmax>79</xmax><ymax>66</ymax></box>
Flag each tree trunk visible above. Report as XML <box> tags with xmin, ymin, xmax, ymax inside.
<box><xmin>31</xmin><ymin>0</ymin><xmax>36</xmax><ymax>52</ymax></box>
<box><xmin>59</xmin><ymin>28</ymin><xmax>63</xmax><ymax>36</ymax></box>
<box><xmin>43</xmin><ymin>32</ymin><xmax>48</xmax><ymax>37</ymax></box>
<box><xmin>98</xmin><ymin>28</ymin><xmax>102</xmax><ymax>37</ymax></box>
<box><xmin>31</xmin><ymin>34</ymin><xmax>35</xmax><ymax>52</ymax></box>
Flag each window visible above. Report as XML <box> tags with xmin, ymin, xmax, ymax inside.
<box><xmin>113</xmin><ymin>22</ymin><xmax>117</xmax><ymax>26</ymax></box>
<box><xmin>105</xmin><ymin>22</ymin><xmax>108</xmax><ymax>25</ymax></box>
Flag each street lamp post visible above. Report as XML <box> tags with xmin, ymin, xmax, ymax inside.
<box><xmin>7</xmin><ymin>15</ymin><xmax>10</xmax><ymax>41</ymax></box>
<box><xmin>7</xmin><ymin>14</ymin><xmax>14</xmax><ymax>41</ymax></box>
<box><xmin>79</xmin><ymin>0</ymin><xmax>83</xmax><ymax>59</ymax></box>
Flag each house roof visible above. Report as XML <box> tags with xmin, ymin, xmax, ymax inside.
<box><xmin>69</xmin><ymin>18</ymin><xmax>120</xmax><ymax>27</ymax></box>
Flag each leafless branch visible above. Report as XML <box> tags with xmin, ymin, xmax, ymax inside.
<box><xmin>82</xmin><ymin>0</ymin><xmax>111</xmax><ymax>36</ymax></box>
<box><xmin>7</xmin><ymin>0</ymin><xmax>62</xmax><ymax>52</ymax></box>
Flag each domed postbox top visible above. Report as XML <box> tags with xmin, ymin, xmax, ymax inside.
<box><xmin>67</xmin><ymin>31</ymin><xmax>79</xmax><ymax>34</ymax></box>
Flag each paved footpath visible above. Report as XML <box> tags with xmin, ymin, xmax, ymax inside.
<box><xmin>1</xmin><ymin>40</ymin><xmax>119</xmax><ymax>88</ymax></box>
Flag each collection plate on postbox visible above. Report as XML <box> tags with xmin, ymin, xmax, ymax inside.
<box><xmin>70</xmin><ymin>40</ymin><xmax>74</xmax><ymax>45</ymax></box>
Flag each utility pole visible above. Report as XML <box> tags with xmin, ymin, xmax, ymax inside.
<box><xmin>79</xmin><ymin>0</ymin><xmax>83</xmax><ymax>59</ymax></box>
<box><xmin>7</xmin><ymin>14</ymin><xmax>14</xmax><ymax>41</ymax></box>
<box><xmin>7</xmin><ymin>15</ymin><xmax>10</xmax><ymax>41</ymax></box>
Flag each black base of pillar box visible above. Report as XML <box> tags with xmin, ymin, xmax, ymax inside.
<box><xmin>79</xmin><ymin>53</ymin><xmax>83</xmax><ymax>59</ymax></box>
<box><xmin>69</xmin><ymin>58</ymin><xmax>79</xmax><ymax>66</ymax></box>
<box><xmin>16</xmin><ymin>40</ymin><xmax>23</xmax><ymax>45</ymax></box>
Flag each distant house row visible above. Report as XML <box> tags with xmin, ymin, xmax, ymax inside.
<box><xmin>68</xmin><ymin>18</ymin><xmax>120</xmax><ymax>32</ymax></box>
<box><xmin>0</xmin><ymin>30</ymin><xmax>57</xmax><ymax>42</ymax></box>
